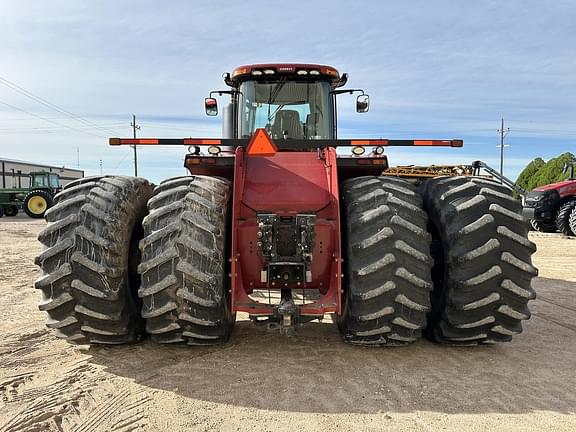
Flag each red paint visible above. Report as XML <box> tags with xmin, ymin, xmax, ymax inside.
<box><xmin>349</xmin><ymin>139</ymin><xmax>462</xmax><ymax>147</ymax></box>
<box><xmin>534</xmin><ymin>179</ymin><xmax>576</xmax><ymax>198</ymax></box>
<box><xmin>115</xmin><ymin>138</ymin><xmax>159</xmax><ymax>145</ymax></box>
<box><xmin>242</xmin><ymin>152</ymin><xmax>331</xmax><ymax>212</ymax></box>
<box><xmin>230</xmin><ymin>147</ymin><xmax>341</xmax><ymax>316</ymax></box>
<box><xmin>351</xmin><ymin>139</ymin><xmax>389</xmax><ymax>146</ymax></box>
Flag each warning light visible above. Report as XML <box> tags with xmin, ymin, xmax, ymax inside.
<box><xmin>246</xmin><ymin>128</ymin><xmax>277</xmax><ymax>157</ymax></box>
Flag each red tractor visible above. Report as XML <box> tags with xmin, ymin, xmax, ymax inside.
<box><xmin>35</xmin><ymin>64</ymin><xmax>537</xmax><ymax>346</ymax></box>
<box><xmin>523</xmin><ymin>162</ymin><xmax>576</xmax><ymax>235</ymax></box>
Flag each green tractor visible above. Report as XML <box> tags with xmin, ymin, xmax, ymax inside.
<box><xmin>0</xmin><ymin>171</ymin><xmax>62</xmax><ymax>218</ymax></box>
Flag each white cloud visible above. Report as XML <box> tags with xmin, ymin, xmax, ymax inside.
<box><xmin>0</xmin><ymin>0</ymin><xmax>574</xmax><ymax>184</ymax></box>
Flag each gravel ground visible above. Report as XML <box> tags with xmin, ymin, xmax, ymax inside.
<box><xmin>0</xmin><ymin>215</ymin><xmax>575</xmax><ymax>431</ymax></box>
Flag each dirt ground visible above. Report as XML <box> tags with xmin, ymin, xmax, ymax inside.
<box><xmin>1</xmin><ymin>215</ymin><xmax>575</xmax><ymax>432</ymax></box>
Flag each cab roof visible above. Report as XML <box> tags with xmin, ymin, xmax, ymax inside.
<box><xmin>230</xmin><ymin>63</ymin><xmax>341</xmax><ymax>82</ymax></box>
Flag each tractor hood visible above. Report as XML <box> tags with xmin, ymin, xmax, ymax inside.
<box><xmin>533</xmin><ymin>179</ymin><xmax>576</xmax><ymax>198</ymax></box>
<box><xmin>533</xmin><ymin>179</ymin><xmax>574</xmax><ymax>191</ymax></box>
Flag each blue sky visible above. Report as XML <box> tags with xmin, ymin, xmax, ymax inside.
<box><xmin>0</xmin><ymin>0</ymin><xmax>575</xmax><ymax>183</ymax></box>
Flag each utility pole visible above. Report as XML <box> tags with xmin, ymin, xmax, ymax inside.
<box><xmin>77</xmin><ymin>147</ymin><xmax>80</xmax><ymax>168</ymax></box>
<box><xmin>99</xmin><ymin>159</ymin><xmax>103</xmax><ymax>175</ymax></box>
<box><xmin>497</xmin><ymin>118</ymin><xmax>510</xmax><ymax>183</ymax></box>
<box><xmin>131</xmin><ymin>114</ymin><xmax>141</xmax><ymax>176</ymax></box>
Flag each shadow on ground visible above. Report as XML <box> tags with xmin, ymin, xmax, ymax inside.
<box><xmin>87</xmin><ymin>277</ymin><xmax>576</xmax><ymax>414</ymax></box>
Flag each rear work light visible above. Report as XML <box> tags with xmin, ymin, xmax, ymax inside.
<box><xmin>251</xmin><ymin>70</ymin><xmax>263</xmax><ymax>76</ymax></box>
<box><xmin>352</xmin><ymin>146</ymin><xmax>366</xmax><ymax>156</ymax></box>
<box><xmin>208</xmin><ymin>145</ymin><xmax>221</xmax><ymax>155</ymax></box>
<box><xmin>296</xmin><ymin>70</ymin><xmax>308</xmax><ymax>75</ymax></box>
<box><xmin>373</xmin><ymin>146</ymin><xmax>385</xmax><ymax>155</ymax></box>
<box><xmin>309</xmin><ymin>70</ymin><xmax>320</xmax><ymax>76</ymax></box>
<box><xmin>263</xmin><ymin>69</ymin><xmax>275</xmax><ymax>75</ymax></box>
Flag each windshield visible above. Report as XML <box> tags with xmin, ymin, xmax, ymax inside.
<box><xmin>49</xmin><ymin>174</ymin><xmax>60</xmax><ymax>188</ymax></box>
<box><xmin>238</xmin><ymin>80</ymin><xmax>333</xmax><ymax>140</ymax></box>
<box><xmin>32</xmin><ymin>174</ymin><xmax>49</xmax><ymax>188</ymax></box>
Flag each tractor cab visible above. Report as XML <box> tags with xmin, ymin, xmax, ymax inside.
<box><xmin>30</xmin><ymin>171</ymin><xmax>61</xmax><ymax>193</ymax></box>
<box><xmin>205</xmin><ymin>64</ymin><xmax>369</xmax><ymax>141</ymax></box>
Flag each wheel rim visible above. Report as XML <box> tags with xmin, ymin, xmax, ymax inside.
<box><xmin>28</xmin><ymin>196</ymin><xmax>47</xmax><ymax>214</ymax></box>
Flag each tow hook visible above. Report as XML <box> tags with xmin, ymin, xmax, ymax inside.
<box><xmin>277</xmin><ymin>291</ymin><xmax>297</xmax><ymax>336</ymax></box>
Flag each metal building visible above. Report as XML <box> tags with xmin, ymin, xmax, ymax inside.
<box><xmin>0</xmin><ymin>158</ymin><xmax>84</xmax><ymax>189</ymax></box>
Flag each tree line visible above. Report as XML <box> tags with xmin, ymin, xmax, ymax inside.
<box><xmin>516</xmin><ymin>152</ymin><xmax>575</xmax><ymax>191</ymax></box>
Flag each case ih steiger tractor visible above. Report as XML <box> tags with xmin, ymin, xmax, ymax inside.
<box><xmin>35</xmin><ymin>64</ymin><xmax>538</xmax><ymax>347</ymax></box>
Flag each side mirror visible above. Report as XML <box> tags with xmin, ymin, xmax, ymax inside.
<box><xmin>205</xmin><ymin>97</ymin><xmax>218</xmax><ymax>116</ymax></box>
<box><xmin>356</xmin><ymin>94</ymin><xmax>369</xmax><ymax>113</ymax></box>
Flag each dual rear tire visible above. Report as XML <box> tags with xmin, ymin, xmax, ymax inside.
<box><xmin>338</xmin><ymin>176</ymin><xmax>537</xmax><ymax>346</ymax></box>
<box><xmin>35</xmin><ymin>175</ymin><xmax>233</xmax><ymax>345</ymax></box>
<box><xmin>36</xmin><ymin>174</ymin><xmax>537</xmax><ymax>346</ymax></box>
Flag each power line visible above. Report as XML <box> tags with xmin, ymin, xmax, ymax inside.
<box><xmin>0</xmin><ymin>116</ymin><xmax>78</xmax><ymax>122</ymax></box>
<box><xmin>141</xmin><ymin>124</ymin><xmax>193</xmax><ymax>131</ymax></box>
<box><xmin>112</xmin><ymin>149</ymin><xmax>133</xmax><ymax>170</ymax></box>
<box><xmin>0</xmin><ymin>99</ymin><xmax>107</xmax><ymax>138</ymax></box>
<box><xmin>0</xmin><ymin>76</ymin><xmax>123</xmax><ymax>136</ymax></box>
<box><xmin>0</xmin><ymin>123</ymin><xmax>124</xmax><ymax>132</ymax></box>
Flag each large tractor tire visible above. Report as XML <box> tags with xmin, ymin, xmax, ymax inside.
<box><xmin>422</xmin><ymin>177</ymin><xmax>538</xmax><ymax>345</ymax></box>
<box><xmin>569</xmin><ymin>206</ymin><xmax>576</xmax><ymax>237</ymax></box>
<box><xmin>556</xmin><ymin>200</ymin><xmax>576</xmax><ymax>236</ymax></box>
<box><xmin>138</xmin><ymin>176</ymin><xmax>234</xmax><ymax>345</ymax></box>
<box><xmin>34</xmin><ymin>176</ymin><xmax>154</xmax><ymax>345</ymax></box>
<box><xmin>4</xmin><ymin>205</ymin><xmax>19</xmax><ymax>217</ymax></box>
<box><xmin>24</xmin><ymin>189</ymin><xmax>54</xmax><ymax>218</ymax></box>
<box><xmin>337</xmin><ymin>177</ymin><xmax>433</xmax><ymax>345</ymax></box>
<box><xmin>530</xmin><ymin>218</ymin><xmax>557</xmax><ymax>233</ymax></box>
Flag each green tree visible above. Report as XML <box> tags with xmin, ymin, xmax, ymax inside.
<box><xmin>531</xmin><ymin>152</ymin><xmax>575</xmax><ymax>189</ymax></box>
<box><xmin>516</xmin><ymin>152</ymin><xmax>575</xmax><ymax>192</ymax></box>
<box><xmin>516</xmin><ymin>157</ymin><xmax>545</xmax><ymax>191</ymax></box>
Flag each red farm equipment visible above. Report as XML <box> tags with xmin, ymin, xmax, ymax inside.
<box><xmin>523</xmin><ymin>161</ymin><xmax>576</xmax><ymax>235</ymax></box>
<box><xmin>35</xmin><ymin>64</ymin><xmax>538</xmax><ymax>346</ymax></box>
